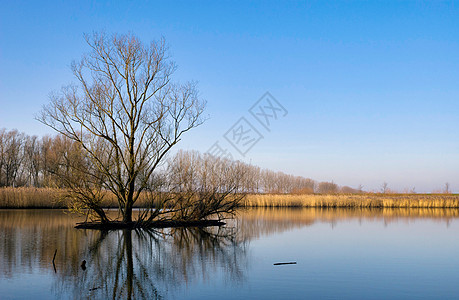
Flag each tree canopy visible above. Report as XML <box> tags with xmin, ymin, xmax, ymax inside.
<box><xmin>38</xmin><ymin>32</ymin><xmax>206</xmax><ymax>225</ymax></box>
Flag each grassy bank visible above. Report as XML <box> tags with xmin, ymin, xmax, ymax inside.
<box><xmin>0</xmin><ymin>187</ymin><xmax>65</xmax><ymax>208</ymax></box>
<box><xmin>0</xmin><ymin>187</ymin><xmax>143</xmax><ymax>209</ymax></box>
<box><xmin>243</xmin><ymin>193</ymin><xmax>459</xmax><ymax>208</ymax></box>
<box><xmin>1</xmin><ymin>187</ymin><xmax>459</xmax><ymax>209</ymax></box>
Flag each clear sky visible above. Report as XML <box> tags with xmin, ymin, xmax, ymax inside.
<box><xmin>1</xmin><ymin>0</ymin><xmax>458</xmax><ymax>192</ymax></box>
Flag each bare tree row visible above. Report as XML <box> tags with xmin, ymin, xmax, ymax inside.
<box><xmin>0</xmin><ymin>128</ymin><xmax>357</xmax><ymax>194</ymax></box>
<box><xmin>0</xmin><ymin>129</ymin><xmax>88</xmax><ymax>188</ymax></box>
<box><xmin>168</xmin><ymin>150</ymin><xmax>355</xmax><ymax>194</ymax></box>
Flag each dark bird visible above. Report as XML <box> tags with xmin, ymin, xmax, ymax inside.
<box><xmin>81</xmin><ymin>260</ymin><xmax>87</xmax><ymax>271</ymax></box>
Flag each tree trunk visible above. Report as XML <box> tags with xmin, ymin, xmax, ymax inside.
<box><xmin>125</xmin><ymin>230</ymin><xmax>133</xmax><ymax>300</ymax></box>
<box><xmin>93</xmin><ymin>206</ymin><xmax>109</xmax><ymax>224</ymax></box>
<box><xmin>124</xmin><ymin>200</ymin><xmax>133</xmax><ymax>223</ymax></box>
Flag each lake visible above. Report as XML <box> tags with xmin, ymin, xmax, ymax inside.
<box><xmin>1</xmin><ymin>208</ymin><xmax>458</xmax><ymax>299</ymax></box>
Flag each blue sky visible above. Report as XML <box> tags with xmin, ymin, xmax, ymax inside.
<box><xmin>1</xmin><ymin>0</ymin><xmax>458</xmax><ymax>192</ymax></box>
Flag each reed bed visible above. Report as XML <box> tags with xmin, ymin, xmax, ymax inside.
<box><xmin>0</xmin><ymin>187</ymin><xmax>65</xmax><ymax>208</ymax></box>
<box><xmin>0</xmin><ymin>187</ymin><xmax>161</xmax><ymax>209</ymax></box>
<box><xmin>1</xmin><ymin>187</ymin><xmax>459</xmax><ymax>209</ymax></box>
<box><xmin>243</xmin><ymin>193</ymin><xmax>459</xmax><ymax>208</ymax></box>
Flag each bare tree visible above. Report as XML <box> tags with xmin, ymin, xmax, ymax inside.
<box><xmin>145</xmin><ymin>151</ymin><xmax>245</xmax><ymax>223</ymax></box>
<box><xmin>23</xmin><ymin>135</ymin><xmax>41</xmax><ymax>187</ymax></box>
<box><xmin>318</xmin><ymin>181</ymin><xmax>338</xmax><ymax>194</ymax></box>
<box><xmin>340</xmin><ymin>186</ymin><xmax>358</xmax><ymax>194</ymax></box>
<box><xmin>381</xmin><ymin>182</ymin><xmax>389</xmax><ymax>194</ymax></box>
<box><xmin>1</xmin><ymin>129</ymin><xmax>24</xmax><ymax>187</ymax></box>
<box><xmin>0</xmin><ymin>129</ymin><xmax>5</xmax><ymax>186</ymax></box>
<box><xmin>38</xmin><ymin>32</ymin><xmax>205</xmax><ymax>224</ymax></box>
<box><xmin>40</xmin><ymin>135</ymin><xmax>56</xmax><ymax>187</ymax></box>
<box><xmin>444</xmin><ymin>182</ymin><xmax>451</xmax><ymax>194</ymax></box>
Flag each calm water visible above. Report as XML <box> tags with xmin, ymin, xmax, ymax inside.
<box><xmin>1</xmin><ymin>208</ymin><xmax>459</xmax><ymax>299</ymax></box>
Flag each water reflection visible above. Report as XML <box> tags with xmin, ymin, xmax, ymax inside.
<box><xmin>0</xmin><ymin>208</ymin><xmax>458</xmax><ymax>299</ymax></box>
<box><xmin>232</xmin><ymin>207</ymin><xmax>459</xmax><ymax>241</ymax></box>
<box><xmin>49</xmin><ymin>226</ymin><xmax>246</xmax><ymax>299</ymax></box>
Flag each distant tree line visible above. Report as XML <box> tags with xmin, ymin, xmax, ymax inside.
<box><xmin>0</xmin><ymin>128</ymin><xmax>360</xmax><ymax>194</ymax></box>
<box><xmin>0</xmin><ymin>128</ymin><xmax>79</xmax><ymax>188</ymax></box>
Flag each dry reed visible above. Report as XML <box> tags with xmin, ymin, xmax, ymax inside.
<box><xmin>1</xmin><ymin>187</ymin><xmax>459</xmax><ymax>209</ymax></box>
<box><xmin>243</xmin><ymin>193</ymin><xmax>459</xmax><ymax>208</ymax></box>
<box><xmin>0</xmin><ymin>187</ymin><xmax>65</xmax><ymax>208</ymax></box>
<box><xmin>0</xmin><ymin>187</ymin><xmax>164</xmax><ymax>208</ymax></box>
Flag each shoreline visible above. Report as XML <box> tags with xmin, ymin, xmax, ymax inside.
<box><xmin>1</xmin><ymin>187</ymin><xmax>459</xmax><ymax>209</ymax></box>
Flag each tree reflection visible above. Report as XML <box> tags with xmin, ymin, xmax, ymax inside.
<box><xmin>54</xmin><ymin>226</ymin><xmax>248</xmax><ymax>299</ymax></box>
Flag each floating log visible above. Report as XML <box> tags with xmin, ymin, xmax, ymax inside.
<box><xmin>273</xmin><ymin>262</ymin><xmax>297</xmax><ymax>266</ymax></box>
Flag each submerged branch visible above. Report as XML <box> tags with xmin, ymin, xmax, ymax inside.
<box><xmin>75</xmin><ymin>219</ymin><xmax>226</xmax><ymax>230</ymax></box>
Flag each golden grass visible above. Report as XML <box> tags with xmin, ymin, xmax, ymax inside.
<box><xmin>0</xmin><ymin>187</ymin><xmax>158</xmax><ymax>208</ymax></box>
<box><xmin>0</xmin><ymin>187</ymin><xmax>65</xmax><ymax>208</ymax></box>
<box><xmin>243</xmin><ymin>193</ymin><xmax>459</xmax><ymax>208</ymax></box>
<box><xmin>2</xmin><ymin>187</ymin><xmax>459</xmax><ymax>209</ymax></box>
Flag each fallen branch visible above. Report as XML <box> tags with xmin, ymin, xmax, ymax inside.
<box><xmin>52</xmin><ymin>249</ymin><xmax>57</xmax><ymax>273</ymax></box>
<box><xmin>273</xmin><ymin>262</ymin><xmax>297</xmax><ymax>266</ymax></box>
